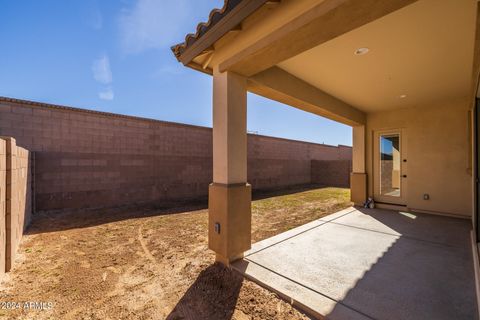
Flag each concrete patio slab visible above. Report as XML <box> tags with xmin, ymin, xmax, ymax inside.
<box><xmin>232</xmin><ymin>207</ymin><xmax>477</xmax><ymax>320</ymax></box>
<box><xmin>234</xmin><ymin>259</ymin><xmax>372</xmax><ymax>320</ymax></box>
<box><xmin>244</xmin><ymin>207</ymin><xmax>357</xmax><ymax>256</ymax></box>
<box><xmin>328</xmin><ymin>208</ymin><xmax>472</xmax><ymax>248</ymax></box>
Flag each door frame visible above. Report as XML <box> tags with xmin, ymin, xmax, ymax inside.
<box><xmin>373</xmin><ymin>128</ymin><xmax>407</xmax><ymax>206</ymax></box>
<box><xmin>475</xmin><ymin>98</ymin><xmax>479</xmax><ymax>242</ymax></box>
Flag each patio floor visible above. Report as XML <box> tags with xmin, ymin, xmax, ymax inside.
<box><xmin>232</xmin><ymin>207</ymin><xmax>478</xmax><ymax>320</ymax></box>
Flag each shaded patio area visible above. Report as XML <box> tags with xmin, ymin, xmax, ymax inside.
<box><xmin>233</xmin><ymin>207</ymin><xmax>477</xmax><ymax>320</ymax></box>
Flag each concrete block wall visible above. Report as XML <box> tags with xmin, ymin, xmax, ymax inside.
<box><xmin>0</xmin><ymin>137</ymin><xmax>31</xmax><ymax>272</ymax></box>
<box><xmin>0</xmin><ymin>139</ymin><xmax>6</xmax><ymax>273</ymax></box>
<box><xmin>10</xmin><ymin>143</ymin><xmax>31</xmax><ymax>271</ymax></box>
<box><xmin>248</xmin><ymin>135</ymin><xmax>350</xmax><ymax>189</ymax></box>
<box><xmin>0</xmin><ymin>97</ymin><xmax>351</xmax><ymax>211</ymax></box>
<box><xmin>311</xmin><ymin>160</ymin><xmax>352</xmax><ymax>188</ymax></box>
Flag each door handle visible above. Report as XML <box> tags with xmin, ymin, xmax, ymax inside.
<box><xmin>402</xmin><ymin>175</ymin><xmax>407</xmax><ymax>178</ymax></box>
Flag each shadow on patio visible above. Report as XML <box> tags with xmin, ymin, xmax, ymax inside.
<box><xmin>233</xmin><ymin>207</ymin><xmax>477</xmax><ymax>320</ymax></box>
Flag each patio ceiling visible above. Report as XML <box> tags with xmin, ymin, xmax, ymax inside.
<box><xmin>278</xmin><ymin>0</ymin><xmax>477</xmax><ymax>113</ymax></box>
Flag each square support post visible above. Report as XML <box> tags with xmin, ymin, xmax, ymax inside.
<box><xmin>209</xmin><ymin>71</ymin><xmax>251</xmax><ymax>265</ymax></box>
<box><xmin>351</xmin><ymin>125</ymin><xmax>367</xmax><ymax>205</ymax></box>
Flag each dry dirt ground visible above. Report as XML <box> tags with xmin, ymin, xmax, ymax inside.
<box><xmin>0</xmin><ymin>186</ymin><xmax>351</xmax><ymax>320</ymax></box>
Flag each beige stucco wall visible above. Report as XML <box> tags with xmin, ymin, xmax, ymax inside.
<box><xmin>366</xmin><ymin>98</ymin><xmax>472</xmax><ymax>217</ymax></box>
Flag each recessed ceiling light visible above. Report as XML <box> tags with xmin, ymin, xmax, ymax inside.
<box><xmin>354</xmin><ymin>47</ymin><xmax>369</xmax><ymax>55</ymax></box>
<box><xmin>399</xmin><ymin>94</ymin><xmax>407</xmax><ymax>99</ymax></box>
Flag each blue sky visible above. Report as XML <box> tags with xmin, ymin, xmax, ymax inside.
<box><xmin>0</xmin><ymin>0</ymin><xmax>351</xmax><ymax>146</ymax></box>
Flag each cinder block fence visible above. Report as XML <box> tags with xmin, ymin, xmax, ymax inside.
<box><xmin>0</xmin><ymin>137</ymin><xmax>31</xmax><ymax>273</ymax></box>
<box><xmin>311</xmin><ymin>160</ymin><xmax>352</xmax><ymax>187</ymax></box>
<box><xmin>0</xmin><ymin>97</ymin><xmax>352</xmax><ymax>212</ymax></box>
<box><xmin>0</xmin><ymin>97</ymin><xmax>352</xmax><ymax>272</ymax></box>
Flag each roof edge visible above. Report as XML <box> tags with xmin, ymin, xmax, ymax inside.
<box><xmin>171</xmin><ymin>0</ymin><xmax>241</xmax><ymax>59</ymax></box>
<box><xmin>171</xmin><ymin>0</ymin><xmax>269</xmax><ymax>69</ymax></box>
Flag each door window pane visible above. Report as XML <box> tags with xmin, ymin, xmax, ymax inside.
<box><xmin>380</xmin><ymin>134</ymin><xmax>401</xmax><ymax>197</ymax></box>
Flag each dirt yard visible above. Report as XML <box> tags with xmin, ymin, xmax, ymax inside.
<box><xmin>0</xmin><ymin>186</ymin><xmax>351</xmax><ymax>320</ymax></box>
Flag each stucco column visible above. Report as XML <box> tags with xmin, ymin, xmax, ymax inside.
<box><xmin>209</xmin><ymin>70</ymin><xmax>251</xmax><ymax>265</ymax></box>
<box><xmin>351</xmin><ymin>125</ymin><xmax>367</xmax><ymax>205</ymax></box>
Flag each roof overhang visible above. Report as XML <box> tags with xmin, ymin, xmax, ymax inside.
<box><xmin>172</xmin><ymin>0</ymin><xmax>479</xmax><ymax>120</ymax></box>
<box><xmin>171</xmin><ymin>0</ymin><xmax>272</xmax><ymax>74</ymax></box>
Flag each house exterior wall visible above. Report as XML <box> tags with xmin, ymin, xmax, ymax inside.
<box><xmin>0</xmin><ymin>98</ymin><xmax>351</xmax><ymax>211</ymax></box>
<box><xmin>366</xmin><ymin>98</ymin><xmax>472</xmax><ymax>217</ymax></box>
